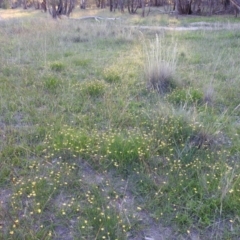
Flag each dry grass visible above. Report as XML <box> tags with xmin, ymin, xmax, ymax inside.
<box><xmin>144</xmin><ymin>34</ymin><xmax>178</xmax><ymax>94</ymax></box>
<box><xmin>0</xmin><ymin>8</ymin><xmax>44</xmax><ymax>19</ymax></box>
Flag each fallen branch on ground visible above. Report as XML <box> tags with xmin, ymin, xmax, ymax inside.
<box><xmin>70</xmin><ymin>16</ymin><xmax>121</xmax><ymax>21</ymax></box>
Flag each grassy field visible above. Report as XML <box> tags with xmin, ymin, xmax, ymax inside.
<box><xmin>0</xmin><ymin>8</ymin><xmax>240</xmax><ymax>240</ymax></box>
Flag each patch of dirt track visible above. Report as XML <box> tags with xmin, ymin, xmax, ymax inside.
<box><xmin>69</xmin><ymin>17</ymin><xmax>240</xmax><ymax>31</ymax></box>
<box><xmin>136</xmin><ymin>22</ymin><xmax>240</xmax><ymax>31</ymax></box>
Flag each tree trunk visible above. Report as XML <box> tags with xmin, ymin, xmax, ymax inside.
<box><xmin>109</xmin><ymin>0</ymin><xmax>113</xmax><ymax>10</ymax></box>
<box><xmin>23</xmin><ymin>0</ymin><xmax>27</xmax><ymax>8</ymax></box>
<box><xmin>67</xmin><ymin>0</ymin><xmax>74</xmax><ymax>16</ymax></box>
<box><xmin>80</xmin><ymin>0</ymin><xmax>86</xmax><ymax>8</ymax></box>
<box><xmin>41</xmin><ymin>0</ymin><xmax>47</xmax><ymax>11</ymax></box>
<box><xmin>141</xmin><ymin>0</ymin><xmax>145</xmax><ymax>16</ymax></box>
<box><xmin>119</xmin><ymin>0</ymin><xmax>124</xmax><ymax>12</ymax></box>
<box><xmin>52</xmin><ymin>6</ymin><xmax>57</xmax><ymax>18</ymax></box>
<box><xmin>63</xmin><ymin>0</ymin><xmax>67</xmax><ymax>14</ymax></box>
<box><xmin>176</xmin><ymin>0</ymin><xmax>192</xmax><ymax>14</ymax></box>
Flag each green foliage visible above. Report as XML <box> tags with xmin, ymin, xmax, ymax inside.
<box><xmin>1</xmin><ymin>145</ymin><xmax>28</xmax><ymax>160</ymax></box>
<box><xmin>174</xmin><ymin>213</ymin><xmax>192</xmax><ymax>227</ymax></box>
<box><xmin>0</xmin><ymin>163</ymin><xmax>11</xmax><ymax>186</ymax></box>
<box><xmin>2</xmin><ymin>66</ymin><xmax>12</xmax><ymax>76</ymax></box>
<box><xmin>151</xmin><ymin>150</ymin><xmax>240</xmax><ymax>230</ymax></box>
<box><xmin>131</xmin><ymin>174</ymin><xmax>158</xmax><ymax>197</ymax></box>
<box><xmin>50</xmin><ymin>62</ymin><xmax>65</xmax><ymax>72</ymax></box>
<box><xmin>43</xmin><ymin>76</ymin><xmax>60</xmax><ymax>93</ymax></box>
<box><xmin>72</xmin><ymin>58</ymin><xmax>91</xmax><ymax>67</ymax></box>
<box><xmin>167</xmin><ymin>88</ymin><xmax>203</xmax><ymax>105</ymax></box>
<box><xmin>76</xmin><ymin>186</ymin><xmax>128</xmax><ymax>239</ymax></box>
<box><xmin>63</xmin><ymin>52</ymin><xmax>73</xmax><ymax>57</ymax></box>
<box><xmin>81</xmin><ymin>79</ymin><xmax>106</xmax><ymax>97</ymax></box>
<box><xmin>2</xmin><ymin>13</ymin><xmax>240</xmax><ymax>240</ymax></box>
<box><xmin>103</xmin><ymin>67</ymin><xmax>121</xmax><ymax>83</ymax></box>
<box><xmin>25</xmin><ymin>126</ymin><xmax>47</xmax><ymax>145</ymax></box>
<box><xmin>45</xmin><ymin>126</ymin><xmax>152</xmax><ymax>172</ymax></box>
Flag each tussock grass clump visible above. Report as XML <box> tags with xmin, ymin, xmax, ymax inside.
<box><xmin>103</xmin><ymin>66</ymin><xmax>121</xmax><ymax>83</ymax></box>
<box><xmin>43</xmin><ymin>76</ymin><xmax>60</xmax><ymax>93</ymax></box>
<box><xmin>50</xmin><ymin>62</ymin><xmax>65</xmax><ymax>72</ymax></box>
<box><xmin>203</xmin><ymin>85</ymin><xmax>215</xmax><ymax>105</ymax></box>
<box><xmin>144</xmin><ymin>35</ymin><xmax>178</xmax><ymax>94</ymax></box>
<box><xmin>81</xmin><ymin>79</ymin><xmax>106</xmax><ymax>97</ymax></box>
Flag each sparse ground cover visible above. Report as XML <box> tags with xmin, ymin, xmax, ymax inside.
<box><xmin>0</xmin><ymin>8</ymin><xmax>240</xmax><ymax>240</ymax></box>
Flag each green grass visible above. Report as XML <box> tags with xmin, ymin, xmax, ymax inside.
<box><xmin>0</xmin><ymin>9</ymin><xmax>240</xmax><ymax>240</ymax></box>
